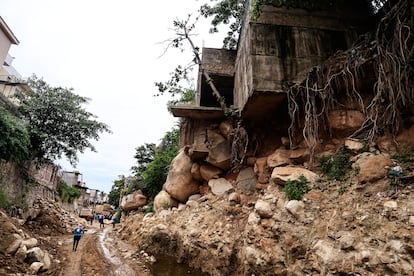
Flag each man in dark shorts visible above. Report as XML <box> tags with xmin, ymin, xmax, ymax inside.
<box><xmin>73</xmin><ymin>223</ymin><xmax>85</xmax><ymax>251</ymax></box>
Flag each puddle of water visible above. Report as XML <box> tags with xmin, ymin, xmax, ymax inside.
<box><xmin>150</xmin><ymin>255</ymin><xmax>209</xmax><ymax>276</ymax></box>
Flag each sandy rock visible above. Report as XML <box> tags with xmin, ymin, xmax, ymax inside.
<box><xmin>255</xmin><ymin>200</ymin><xmax>273</xmax><ymax>218</ymax></box>
<box><xmin>228</xmin><ymin>192</ymin><xmax>240</xmax><ymax>205</ymax></box>
<box><xmin>153</xmin><ymin>190</ymin><xmax>178</xmax><ymax>212</ymax></box>
<box><xmin>186</xmin><ymin>200</ymin><xmax>199</xmax><ymax>208</ymax></box>
<box><xmin>190</xmin><ymin>163</ymin><xmax>203</xmax><ymax>181</ymax></box>
<box><xmin>313</xmin><ymin>240</ymin><xmax>341</xmax><ymax>264</ymax></box>
<box><xmin>219</xmin><ymin>120</ymin><xmax>232</xmax><ymax>139</ymax></box>
<box><xmin>121</xmin><ymin>190</ymin><xmax>147</xmax><ymax>211</ymax></box>
<box><xmin>236</xmin><ymin>167</ymin><xmax>257</xmax><ymax>194</ymax></box>
<box><xmin>164</xmin><ymin>149</ymin><xmax>200</xmax><ymax>202</ymax></box>
<box><xmin>22</xmin><ymin>238</ymin><xmax>38</xmax><ymax>249</ymax></box>
<box><xmin>344</xmin><ymin>138</ymin><xmax>365</xmax><ymax>152</ymax></box>
<box><xmin>6</xmin><ymin>233</ymin><xmax>22</xmax><ymax>255</ymax></box>
<box><xmin>29</xmin><ymin>262</ymin><xmax>43</xmax><ymax>274</ymax></box>
<box><xmin>267</xmin><ymin>148</ymin><xmax>291</xmax><ymax>167</ymax></box>
<box><xmin>353</xmin><ymin>153</ymin><xmax>393</xmax><ymax>184</ymax></box>
<box><xmin>15</xmin><ymin>245</ymin><xmax>27</xmax><ymax>260</ymax></box>
<box><xmin>271</xmin><ymin>166</ymin><xmax>319</xmax><ymax>185</ymax></box>
<box><xmin>248</xmin><ymin>212</ymin><xmax>261</xmax><ymax>225</ymax></box>
<box><xmin>25</xmin><ymin>247</ymin><xmax>45</xmax><ymax>264</ymax></box>
<box><xmin>396</xmin><ymin>125</ymin><xmax>414</xmax><ymax>148</ymax></box>
<box><xmin>328</xmin><ymin>109</ymin><xmax>365</xmax><ymax>135</ymax></box>
<box><xmin>188</xmin><ymin>194</ymin><xmax>201</xmax><ymax>201</ymax></box>
<box><xmin>205</xmin><ymin>131</ymin><xmax>231</xmax><ymax>170</ymax></box>
<box><xmin>208</xmin><ymin>178</ymin><xmax>233</xmax><ymax>195</ymax></box>
<box><xmin>384</xmin><ymin>200</ymin><xmax>398</xmax><ymax>209</ymax></box>
<box><xmin>199</xmin><ymin>163</ymin><xmax>223</xmax><ymax>181</ymax></box>
<box><xmin>41</xmin><ymin>252</ymin><xmax>52</xmax><ymax>271</ymax></box>
<box><xmin>338</xmin><ymin>232</ymin><xmax>355</xmax><ymax>250</ymax></box>
<box><xmin>254</xmin><ymin>157</ymin><xmax>270</xmax><ymax>184</ymax></box>
<box><xmin>285</xmin><ymin>200</ymin><xmax>305</xmax><ymax>219</ymax></box>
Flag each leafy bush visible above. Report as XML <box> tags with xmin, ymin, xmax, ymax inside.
<box><xmin>0</xmin><ymin>107</ymin><xmax>30</xmax><ymax>162</ymax></box>
<box><xmin>57</xmin><ymin>180</ymin><xmax>81</xmax><ymax>203</ymax></box>
<box><xmin>283</xmin><ymin>175</ymin><xmax>309</xmax><ymax>200</ymax></box>
<box><xmin>0</xmin><ymin>191</ymin><xmax>11</xmax><ymax>210</ymax></box>
<box><xmin>142</xmin><ymin>127</ymin><xmax>179</xmax><ymax>200</ymax></box>
<box><xmin>391</xmin><ymin>148</ymin><xmax>414</xmax><ymax>171</ymax></box>
<box><xmin>145</xmin><ymin>200</ymin><xmax>154</xmax><ymax>214</ymax></box>
<box><xmin>319</xmin><ymin>147</ymin><xmax>352</xmax><ymax>180</ymax></box>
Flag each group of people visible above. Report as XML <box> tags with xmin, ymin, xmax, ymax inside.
<box><xmin>85</xmin><ymin>213</ymin><xmax>106</xmax><ymax>228</ymax></box>
<box><xmin>73</xmin><ymin>213</ymin><xmax>116</xmax><ymax>251</ymax></box>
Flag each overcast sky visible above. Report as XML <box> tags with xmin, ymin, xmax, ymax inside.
<box><xmin>2</xmin><ymin>0</ymin><xmax>225</xmax><ymax>193</ymax></box>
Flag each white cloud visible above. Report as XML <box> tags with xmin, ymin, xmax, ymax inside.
<box><xmin>2</xmin><ymin>0</ymin><xmax>225</xmax><ymax>192</ymax></box>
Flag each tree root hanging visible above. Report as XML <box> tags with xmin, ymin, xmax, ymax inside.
<box><xmin>287</xmin><ymin>0</ymin><xmax>414</xmax><ymax>165</ymax></box>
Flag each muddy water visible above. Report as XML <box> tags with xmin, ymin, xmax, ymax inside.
<box><xmin>99</xmin><ymin>228</ymin><xmax>136</xmax><ymax>276</ymax></box>
<box><xmin>150</xmin><ymin>255</ymin><xmax>209</xmax><ymax>276</ymax></box>
<box><xmin>99</xmin><ymin>228</ymin><xmax>207</xmax><ymax>275</ymax></box>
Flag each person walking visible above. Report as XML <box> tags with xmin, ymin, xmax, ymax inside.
<box><xmin>98</xmin><ymin>214</ymin><xmax>104</xmax><ymax>228</ymax></box>
<box><xmin>73</xmin><ymin>223</ymin><xmax>85</xmax><ymax>251</ymax></box>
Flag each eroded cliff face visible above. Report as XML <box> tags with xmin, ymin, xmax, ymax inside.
<box><xmin>116</xmin><ymin>126</ymin><xmax>414</xmax><ymax>275</ymax></box>
<box><xmin>118</xmin><ymin>175</ymin><xmax>414</xmax><ymax>275</ymax></box>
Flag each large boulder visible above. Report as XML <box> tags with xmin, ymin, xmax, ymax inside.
<box><xmin>236</xmin><ymin>167</ymin><xmax>257</xmax><ymax>194</ymax></box>
<box><xmin>154</xmin><ymin>190</ymin><xmax>178</xmax><ymax>212</ymax></box>
<box><xmin>271</xmin><ymin>166</ymin><xmax>319</xmax><ymax>185</ymax></box>
<box><xmin>267</xmin><ymin>148</ymin><xmax>291</xmax><ymax>168</ymax></box>
<box><xmin>164</xmin><ymin>149</ymin><xmax>200</xmax><ymax>202</ymax></box>
<box><xmin>120</xmin><ymin>190</ymin><xmax>147</xmax><ymax>211</ymax></box>
<box><xmin>200</xmin><ymin>163</ymin><xmax>223</xmax><ymax>181</ymax></box>
<box><xmin>329</xmin><ymin>109</ymin><xmax>365</xmax><ymax>136</ymax></box>
<box><xmin>205</xmin><ymin>131</ymin><xmax>232</xmax><ymax>170</ymax></box>
<box><xmin>208</xmin><ymin>178</ymin><xmax>233</xmax><ymax>195</ymax></box>
<box><xmin>353</xmin><ymin>153</ymin><xmax>393</xmax><ymax>184</ymax></box>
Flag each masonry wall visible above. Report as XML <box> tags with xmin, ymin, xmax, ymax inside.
<box><xmin>234</xmin><ymin>4</ymin><xmax>368</xmax><ymax>117</ymax></box>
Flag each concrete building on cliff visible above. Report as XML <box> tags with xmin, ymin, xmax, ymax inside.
<box><xmin>171</xmin><ymin>1</ymin><xmax>373</xmax><ymax>156</ymax></box>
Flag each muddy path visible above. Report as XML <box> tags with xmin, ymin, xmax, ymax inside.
<box><xmin>56</xmin><ymin>223</ymin><xmax>151</xmax><ymax>276</ymax></box>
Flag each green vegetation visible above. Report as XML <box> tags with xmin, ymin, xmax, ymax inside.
<box><xmin>145</xmin><ymin>200</ymin><xmax>154</xmax><ymax>214</ymax></box>
<box><xmin>319</xmin><ymin>147</ymin><xmax>352</xmax><ymax>181</ymax></box>
<box><xmin>283</xmin><ymin>175</ymin><xmax>309</xmax><ymax>200</ymax></box>
<box><xmin>57</xmin><ymin>180</ymin><xmax>81</xmax><ymax>203</ymax></box>
<box><xmin>199</xmin><ymin>0</ymin><xmax>247</xmax><ymax>49</ymax></box>
<box><xmin>142</xmin><ymin>128</ymin><xmax>179</xmax><ymax>200</ymax></box>
<box><xmin>108</xmin><ymin>176</ymin><xmax>125</xmax><ymax>208</ymax></box>
<box><xmin>19</xmin><ymin>75</ymin><xmax>110</xmax><ymax>165</ymax></box>
<box><xmin>391</xmin><ymin>148</ymin><xmax>414</xmax><ymax>172</ymax></box>
<box><xmin>0</xmin><ymin>191</ymin><xmax>11</xmax><ymax>210</ymax></box>
<box><xmin>200</xmin><ymin>0</ymin><xmax>383</xmax><ymax>49</ymax></box>
<box><xmin>0</xmin><ymin>107</ymin><xmax>30</xmax><ymax>162</ymax></box>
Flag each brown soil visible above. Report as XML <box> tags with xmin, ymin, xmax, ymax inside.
<box><xmin>54</xmin><ymin>223</ymin><xmax>151</xmax><ymax>276</ymax></box>
<box><xmin>0</xmin><ymin>208</ymin><xmax>151</xmax><ymax>276</ymax></box>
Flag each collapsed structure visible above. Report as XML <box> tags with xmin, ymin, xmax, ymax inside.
<box><xmin>151</xmin><ymin>1</ymin><xmax>411</xmax><ymax>207</ymax></box>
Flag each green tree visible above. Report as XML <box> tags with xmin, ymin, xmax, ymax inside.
<box><xmin>200</xmin><ymin>0</ymin><xmax>390</xmax><ymax>49</ymax></box>
<box><xmin>19</xmin><ymin>75</ymin><xmax>111</xmax><ymax>165</ymax></box>
<box><xmin>0</xmin><ymin>106</ymin><xmax>30</xmax><ymax>162</ymax></box>
<box><xmin>199</xmin><ymin>0</ymin><xmax>247</xmax><ymax>49</ymax></box>
<box><xmin>57</xmin><ymin>180</ymin><xmax>81</xmax><ymax>203</ymax></box>
<box><xmin>143</xmin><ymin>127</ymin><xmax>179</xmax><ymax>200</ymax></box>
<box><xmin>156</xmin><ymin>15</ymin><xmax>229</xmax><ymax>114</ymax></box>
<box><xmin>131</xmin><ymin>143</ymin><xmax>156</xmax><ymax>175</ymax></box>
<box><xmin>108</xmin><ymin>176</ymin><xmax>125</xmax><ymax>208</ymax></box>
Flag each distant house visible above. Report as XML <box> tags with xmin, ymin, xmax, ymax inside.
<box><xmin>0</xmin><ymin>16</ymin><xmax>31</xmax><ymax>110</ymax></box>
